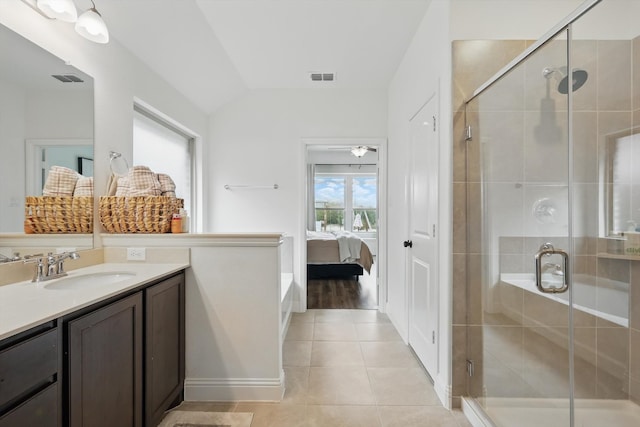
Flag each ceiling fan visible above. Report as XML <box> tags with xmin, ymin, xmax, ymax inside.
<box><xmin>327</xmin><ymin>145</ymin><xmax>378</xmax><ymax>158</ymax></box>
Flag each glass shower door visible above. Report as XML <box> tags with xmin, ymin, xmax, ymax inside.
<box><xmin>465</xmin><ymin>31</ymin><xmax>574</xmax><ymax>426</ymax></box>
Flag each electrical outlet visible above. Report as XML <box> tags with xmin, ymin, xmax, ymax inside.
<box><xmin>127</xmin><ymin>247</ymin><xmax>146</xmax><ymax>261</ymax></box>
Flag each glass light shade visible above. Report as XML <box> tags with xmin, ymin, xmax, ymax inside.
<box><xmin>75</xmin><ymin>8</ymin><xmax>109</xmax><ymax>44</ymax></box>
<box><xmin>36</xmin><ymin>0</ymin><xmax>78</xmax><ymax>22</ymax></box>
<box><xmin>351</xmin><ymin>146</ymin><xmax>368</xmax><ymax>157</ymax></box>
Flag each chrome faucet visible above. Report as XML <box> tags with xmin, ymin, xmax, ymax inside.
<box><xmin>24</xmin><ymin>256</ymin><xmax>46</xmax><ymax>282</ymax></box>
<box><xmin>0</xmin><ymin>252</ymin><xmax>21</xmax><ymax>263</ymax></box>
<box><xmin>55</xmin><ymin>251</ymin><xmax>80</xmax><ymax>275</ymax></box>
<box><xmin>543</xmin><ymin>262</ymin><xmax>564</xmax><ymax>277</ymax></box>
<box><xmin>25</xmin><ymin>251</ymin><xmax>80</xmax><ymax>282</ymax></box>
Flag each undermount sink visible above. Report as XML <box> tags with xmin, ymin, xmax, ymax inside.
<box><xmin>43</xmin><ymin>271</ymin><xmax>136</xmax><ymax>290</ymax></box>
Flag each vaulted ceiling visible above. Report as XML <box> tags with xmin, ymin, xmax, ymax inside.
<box><xmin>96</xmin><ymin>0</ymin><xmax>431</xmax><ymax>113</ymax></box>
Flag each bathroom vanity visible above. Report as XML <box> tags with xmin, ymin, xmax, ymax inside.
<box><xmin>0</xmin><ymin>263</ymin><xmax>187</xmax><ymax>427</ymax></box>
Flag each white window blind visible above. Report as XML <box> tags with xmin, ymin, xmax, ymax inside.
<box><xmin>133</xmin><ymin>108</ymin><xmax>193</xmax><ymax>221</ymax></box>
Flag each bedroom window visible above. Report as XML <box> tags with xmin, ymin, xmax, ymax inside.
<box><xmin>314</xmin><ymin>177</ymin><xmax>345</xmax><ymax>232</ymax></box>
<box><xmin>352</xmin><ymin>176</ymin><xmax>377</xmax><ymax>233</ymax></box>
<box><xmin>314</xmin><ymin>168</ymin><xmax>377</xmax><ymax>236</ymax></box>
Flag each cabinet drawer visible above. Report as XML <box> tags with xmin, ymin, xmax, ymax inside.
<box><xmin>0</xmin><ymin>382</ymin><xmax>58</xmax><ymax>427</ymax></box>
<box><xmin>0</xmin><ymin>329</ymin><xmax>58</xmax><ymax>408</ymax></box>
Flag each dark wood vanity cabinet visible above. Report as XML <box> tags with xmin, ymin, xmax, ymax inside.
<box><xmin>145</xmin><ymin>273</ymin><xmax>185</xmax><ymax>427</ymax></box>
<box><xmin>0</xmin><ymin>322</ymin><xmax>60</xmax><ymax>427</ymax></box>
<box><xmin>67</xmin><ymin>293</ymin><xmax>144</xmax><ymax>427</ymax></box>
<box><xmin>63</xmin><ymin>271</ymin><xmax>185</xmax><ymax>427</ymax></box>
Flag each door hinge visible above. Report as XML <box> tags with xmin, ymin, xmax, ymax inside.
<box><xmin>432</xmin><ymin>115</ymin><xmax>437</xmax><ymax>132</ymax></box>
<box><xmin>465</xmin><ymin>125</ymin><xmax>472</xmax><ymax>141</ymax></box>
<box><xmin>467</xmin><ymin>359</ymin><xmax>475</xmax><ymax>377</ymax></box>
<box><xmin>432</xmin><ymin>330</ymin><xmax>436</xmax><ymax>344</ymax></box>
<box><xmin>432</xmin><ymin>224</ymin><xmax>436</xmax><ymax>238</ymax></box>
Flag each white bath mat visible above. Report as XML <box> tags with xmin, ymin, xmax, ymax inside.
<box><xmin>157</xmin><ymin>410</ymin><xmax>253</xmax><ymax>427</ymax></box>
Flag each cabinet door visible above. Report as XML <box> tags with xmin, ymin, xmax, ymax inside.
<box><xmin>68</xmin><ymin>292</ymin><xmax>143</xmax><ymax>427</ymax></box>
<box><xmin>145</xmin><ymin>273</ymin><xmax>185</xmax><ymax>427</ymax></box>
<box><xmin>0</xmin><ymin>383</ymin><xmax>58</xmax><ymax>427</ymax></box>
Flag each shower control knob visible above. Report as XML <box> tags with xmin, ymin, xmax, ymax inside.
<box><xmin>403</xmin><ymin>240</ymin><xmax>413</xmax><ymax>248</ymax></box>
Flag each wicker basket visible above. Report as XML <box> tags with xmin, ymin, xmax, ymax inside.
<box><xmin>25</xmin><ymin>196</ymin><xmax>94</xmax><ymax>234</ymax></box>
<box><xmin>99</xmin><ymin>196</ymin><xmax>183</xmax><ymax>233</ymax></box>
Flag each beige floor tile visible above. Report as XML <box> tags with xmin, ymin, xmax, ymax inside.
<box><xmin>360</xmin><ymin>342</ymin><xmax>421</xmax><ymax>367</ymax></box>
<box><xmin>285</xmin><ymin>322</ymin><xmax>314</xmax><ymax>341</ymax></box>
<box><xmin>306</xmin><ymin>405</ymin><xmax>382</xmax><ymax>427</ymax></box>
<box><xmin>355</xmin><ymin>323</ymin><xmax>403</xmax><ymax>341</ymax></box>
<box><xmin>368</xmin><ymin>368</ymin><xmax>441</xmax><ymax>406</ymax></box>
<box><xmin>308</xmin><ymin>366</ymin><xmax>375</xmax><ymax>405</ymax></box>
<box><xmin>313</xmin><ymin>322</ymin><xmax>358</xmax><ymax>341</ymax></box>
<box><xmin>311</xmin><ymin>341</ymin><xmax>365</xmax><ymax>366</ymax></box>
<box><xmin>178</xmin><ymin>308</ymin><xmax>468</xmax><ymax>426</ymax></box>
<box><xmin>451</xmin><ymin>409</ymin><xmax>473</xmax><ymax>427</ymax></box>
<box><xmin>350</xmin><ymin>309</ymin><xmax>391</xmax><ymax>323</ymax></box>
<box><xmin>378</xmin><ymin>406</ymin><xmax>459</xmax><ymax>427</ymax></box>
<box><xmin>234</xmin><ymin>403</ymin><xmax>306</xmax><ymax>427</ymax></box>
<box><xmin>314</xmin><ymin>309</ymin><xmax>354</xmax><ymax>323</ymax></box>
<box><xmin>283</xmin><ymin>367</ymin><xmax>309</xmax><ymax>405</ymax></box>
<box><xmin>283</xmin><ymin>341</ymin><xmax>312</xmax><ymax>367</ymax></box>
<box><xmin>291</xmin><ymin>310</ymin><xmax>316</xmax><ymax>323</ymax></box>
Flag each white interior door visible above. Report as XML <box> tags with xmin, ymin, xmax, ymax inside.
<box><xmin>407</xmin><ymin>94</ymin><xmax>439</xmax><ymax>377</ymax></box>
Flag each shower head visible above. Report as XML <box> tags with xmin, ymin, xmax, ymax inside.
<box><xmin>542</xmin><ymin>66</ymin><xmax>588</xmax><ymax>94</ymax></box>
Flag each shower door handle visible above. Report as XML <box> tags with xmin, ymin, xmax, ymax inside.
<box><xmin>534</xmin><ymin>247</ymin><xmax>569</xmax><ymax>294</ymax></box>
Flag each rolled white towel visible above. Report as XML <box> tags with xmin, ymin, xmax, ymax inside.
<box><xmin>157</xmin><ymin>173</ymin><xmax>176</xmax><ymax>198</ymax></box>
<box><xmin>126</xmin><ymin>166</ymin><xmax>161</xmax><ymax>196</ymax></box>
<box><xmin>115</xmin><ymin>176</ymin><xmax>130</xmax><ymax>197</ymax></box>
<box><xmin>42</xmin><ymin>166</ymin><xmax>79</xmax><ymax>197</ymax></box>
<box><xmin>73</xmin><ymin>176</ymin><xmax>93</xmax><ymax>197</ymax></box>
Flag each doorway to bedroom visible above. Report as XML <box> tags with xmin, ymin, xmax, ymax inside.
<box><xmin>303</xmin><ymin>140</ymin><xmax>385</xmax><ymax>310</ymax></box>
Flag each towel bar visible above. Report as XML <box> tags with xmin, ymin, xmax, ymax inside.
<box><xmin>224</xmin><ymin>184</ymin><xmax>279</xmax><ymax>190</ymax></box>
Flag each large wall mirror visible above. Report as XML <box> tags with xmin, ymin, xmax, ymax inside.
<box><xmin>0</xmin><ymin>23</ymin><xmax>94</xmax><ymax>259</ymax></box>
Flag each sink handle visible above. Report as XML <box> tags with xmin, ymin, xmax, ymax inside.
<box><xmin>24</xmin><ymin>256</ymin><xmax>45</xmax><ymax>282</ymax></box>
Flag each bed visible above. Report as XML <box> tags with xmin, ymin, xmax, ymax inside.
<box><xmin>306</xmin><ymin>230</ymin><xmax>374</xmax><ymax>279</ymax></box>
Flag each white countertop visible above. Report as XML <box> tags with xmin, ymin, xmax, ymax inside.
<box><xmin>0</xmin><ymin>262</ymin><xmax>189</xmax><ymax>341</ymax></box>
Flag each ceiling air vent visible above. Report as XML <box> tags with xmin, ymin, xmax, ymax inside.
<box><xmin>52</xmin><ymin>74</ymin><xmax>84</xmax><ymax>83</ymax></box>
<box><xmin>309</xmin><ymin>72</ymin><xmax>335</xmax><ymax>82</ymax></box>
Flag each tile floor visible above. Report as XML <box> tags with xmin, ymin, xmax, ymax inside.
<box><xmin>180</xmin><ymin>309</ymin><xmax>472</xmax><ymax>427</ymax></box>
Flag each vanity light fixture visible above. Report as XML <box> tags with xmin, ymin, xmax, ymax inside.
<box><xmin>28</xmin><ymin>0</ymin><xmax>109</xmax><ymax>44</ymax></box>
<box><xmin>75</xmin><ymin>0</ymin><xmax>109</xmax><ymax>44</ymax></box>
<box><xmin>36</xmin><ymin>0</ymin><xmax>77</xmax><ymax>22</ymax></box>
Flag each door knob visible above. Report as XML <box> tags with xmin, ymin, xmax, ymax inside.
<box><xmin>403</xmin><ymin>240</ymin><xmax>413</xmax><ymax>248</ymax></box>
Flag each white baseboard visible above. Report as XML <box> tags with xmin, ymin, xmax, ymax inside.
<box><xmin>184</xmin><ymin>375</ymin><xmax>285</xmax><ymax>402</ymax></box>
<box><xmin>433</xmin><ymin>379</ymin><xmax>452</xmax><ymax>410</ymax></box>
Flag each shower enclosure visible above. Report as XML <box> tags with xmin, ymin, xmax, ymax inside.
<box><xmin>458</xmin><ymin>0</ymin><xmax>640</xmax><ymax>426</ymax></box>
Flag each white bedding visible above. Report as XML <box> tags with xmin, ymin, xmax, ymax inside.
<box><xmin>306</xmin><ymin>230</ymin><xmax>374</xmax><ymax>274</ymax></box>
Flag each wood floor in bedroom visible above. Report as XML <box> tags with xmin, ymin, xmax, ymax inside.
<box><xmin>307</xmin><ymin>263</ymin><xmax>377</xmax><ymax>309</ymax></box>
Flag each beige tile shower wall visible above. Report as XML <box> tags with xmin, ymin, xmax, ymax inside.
<box><xmin>453</xmin><ymin>37</ymin><xmax>640</xmax><ymax>404</ymax></box>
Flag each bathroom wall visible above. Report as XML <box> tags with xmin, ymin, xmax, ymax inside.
<box><xmin>206</xmin><ymin>88</ymin><xmax>387</xmax><ymax>307</ymax></box>
<box><xmin>387</xmin><ymin>0</ymin><xmax>452</xmax><ymax>405</ymax></box>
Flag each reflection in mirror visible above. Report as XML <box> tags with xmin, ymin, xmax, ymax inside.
<box><xmin>0</xmin><ymin>23</ymin><xmax>94</xmax><ymax>259</ymax></box>
<box><xmin>604</xmin><ymin>127</ymin><xmax>640</xmax><ymax>237</ymax></box>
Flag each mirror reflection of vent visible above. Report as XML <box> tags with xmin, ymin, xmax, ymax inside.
<box><xmin>52</xmin><ymin>74</ymin><xmax>84</xmax><ymax>83</ymax></box>
<box><xmin>309</xmin><ymin>72</ymin><xmax>335</xmax><ymax>82</ymax></box>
